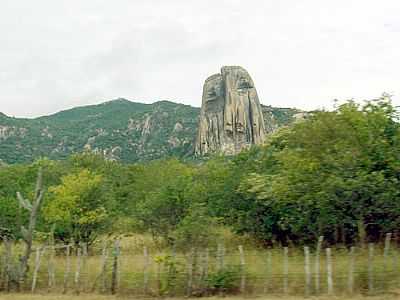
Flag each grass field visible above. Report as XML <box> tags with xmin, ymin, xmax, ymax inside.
<box><xmin>1</xmin><ymin>232</ymin><xmax>400</xmax><ymax>297</ymax></box>
<box><xmin>1</xmin><ymin>294</ymin><xmax>400</xmax><ymax>300</ymax></box>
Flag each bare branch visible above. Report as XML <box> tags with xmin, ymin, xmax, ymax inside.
<box><xmin>34</xmin><ymin>167</ymin><xmax>43</xmax><ymax>201</ymax></box>
<box><xmin>15</xmin><ymin>167</ymin><xmax>46</xmax><ymax>285</ymax></box>
<box><xmin>33</xmin><ymin>190</ymin><xmax>44</xmax><ymax>212</ymax></box>
<box><xmin>21</xmin><ymin>226</ymin><xmax>29</xmax><ymax>242</ymax></box>
<box><xmin>16</xmin><ymin>192</ymin><xmax>32</xmax><ymax>212</ymax></box>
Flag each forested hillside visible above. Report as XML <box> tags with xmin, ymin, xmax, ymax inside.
<box><xmin>0</xmin><ymin>99</ymin><xmax>301</xmax><ymax>164</ymax></box>
<box><xmin>1</xmin><ymin>96</ymin><xmax>398</xmax><ymax>247</ymax></box>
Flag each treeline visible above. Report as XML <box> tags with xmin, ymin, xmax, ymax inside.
<box><xmin>1</xmin><ymin>96</ymin><xmax>399</xmax><ymax>247</ymax></box>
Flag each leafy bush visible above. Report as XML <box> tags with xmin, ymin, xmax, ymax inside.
<box><xmin>172</xmin><ymin>203</ymin><xmax>221</xmax><ymax>251</ymax></box>
<box><xmin>154</xmin><ymin>254</ymin><xmax>182</xmax><ymax>296</ymax></box>
<box><xmin>206</xmin><ymin>265</ymin><xmax>241</xmax><ymax>294</ymax></box>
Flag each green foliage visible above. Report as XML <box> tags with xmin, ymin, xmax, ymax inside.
<box><xmin>1</xmin><ymin>96</ymin><xmax>399</xmax><ymax>247</ymax></box>
<box><xmin>206</xmin><ymin>265</ymin><xmax>241</xmax><ymax>294</ymax></box>
<box><xmin>154</xmin><ymin>254</ymin><xmax>182</xmax><ymax>296</ymax></box>
<box><xmin>172</xmin><ymin>203</ymin><xmax>221</xmax><ymax>251</ymax></box>
<box><xmin>44</xmin><ymin>169</ymin><xmax>111</xmax><ymax>244</ymax></box>
<box><xmin>230</xmin><ymin>95</ymin><xmax>400</xmax><ymax>244</ymax></box>
<box><xmin>130</xmin><ymin>159</ymin><xmax>195</xmax><ymax>245</ymax></box>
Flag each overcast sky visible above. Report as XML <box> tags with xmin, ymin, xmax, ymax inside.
<box><xmin>1</xmin><ymin>0</ymin><xmax>399</xmax><ymax>118</ymax></box>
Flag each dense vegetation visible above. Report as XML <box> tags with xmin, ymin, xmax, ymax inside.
<box><xmin>0</xmin><ymin>99</ymin><xmax>299</xmax><ymax>164</ymax></box>
<box><xmin>1</xmin><ymin>96</ymin><xmax>399</xmax><ymax>248</ymax></box>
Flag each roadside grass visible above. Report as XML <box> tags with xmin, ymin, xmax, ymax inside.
<box><xmin>1</xmin><ymin>293</ymin><xmax>400</xmax><ymax>300</ymax></box>
<box><xmin>1</xmin><ymin>231</ymin><xmax>400</xmax><ymax>297</ymax></box>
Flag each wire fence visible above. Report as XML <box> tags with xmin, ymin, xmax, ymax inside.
<box><xmin>1</xmin><ymin>234</ymin><xmax>400</xmax><ymax>296</ymax></box>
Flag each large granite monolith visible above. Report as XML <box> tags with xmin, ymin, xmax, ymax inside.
<box><xmin>195</xmin><ymin>66</ymin><xmax>266</xmax><ymax>155</ymax></box>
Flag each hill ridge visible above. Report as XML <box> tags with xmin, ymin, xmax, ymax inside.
<box><xmin>0</xmin><ymin>99</ymin><xmax>301</xmax><ymax>164</ymax></box>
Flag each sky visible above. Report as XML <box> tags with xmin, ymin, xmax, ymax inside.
<box><xmin>1</xmin><ymin>0</ymin><xmax>399</xmax><ymax>118</ymax></box>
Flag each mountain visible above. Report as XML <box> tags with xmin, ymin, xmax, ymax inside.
<box><xmin>0</xmin><ymin>99</ymin><xmax>302</xmax><ymax>164</ymax></box>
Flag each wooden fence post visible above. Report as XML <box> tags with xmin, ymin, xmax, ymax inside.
<box><xmin>326</xmin><ymin>248</ymin><xmax>333</xmax><ymax>295</ymax></box>
<box><xmin>217</xmin><ymin>243</ymin><xmax>225</xmax><ymax>271</ymax></box>
<box><xmin>47</xmin><ymin>239</ymin><xmax>55</xmax><ymax>292</ymax></box>
<box><xmin>100</xmin><ymin>240</ymin><xmax>109</xmax><ymax>293</ymax></box>
<box><xmin>143</xmin><ymin>246</ymin><xmax>150</xmax><ymax>294</ymax></box>
<box><xmin>283</xmin><ymin>247</ymin><xmax>289</xmax><ymax>294</ymax></box>
<box><xmin>111</xmin><ymin>239</ymin><xmax>120</xmax><ymax>295</ymax></box>
<box><xmin>201</xmin><ymin>248</ymin><xmax>209</xmax><ymax>293</ymax></box>
<box><xmin>393</xmin><ymin>246</ymin><xmax>399</xmax><ymax>280</ymax></box>
<box><xmin>186</xmin><ymin>248</ymin><xmax>194</xmax><ymax>296</ymax></box>
<box><xmin>63</xmin><ymin>243</ymin><xmax>71</xmax><ymax>294</ymax></box>
<box><xmin>304</xmin><ymin>246</ymin><xmax>311</xmax><ymax>296</ymax></box>
<box><xmin>0</xmin><ymin>245</ymin><xmax>5</xmax><ymax>290</ymax></box>
<box><xmin>81</xmin><ymin>243</ymin><xmax>88</xmax><ymax>292</ymax></box>
<box><xmin>347</xmin><ymin>246</ymin><xmax>355</xmax><ymax>294</ymax></box>
<box><xmin>368</xmin><ymin>243</ymin><xmax>374</xmax><ymax>293</ymax></box>
<box><xmin>264</xmin><ymin>252</ymin><xmax>272</xmax><ymax>293</ymax></box>
<box><xmin>384</xmin><ymin>233</ymin><xmax>392</xmax><ymax>272</ymax></box>
<box><xmin>74</xmin><ymin>247</ymin><xmax>82</xmax><ymax>294</ymax></box>
<box><xmin>31</xmin><ymin>246</ymin><xmax>46</xmax><ymax>292</ymax></box>
<box><xmin>157</xmin><ymin>255</ymin><xmax>162</xmax><ymax>296</ymax></box>
<box><xmin>315</xmin><ymin>236</ymin><xmax>324</xmax><ymax>294</ymax></box>
<box><xmin>238</xmin><ymin>245</ymin><xmax>246</xmax><ymax>293</ymax></box>
<box><xmin>169</xmin><ymin>245</ymin><xmax>177</xmax><ymax>296</ymax></box>
<box><xmin>3</xmin><ymin>238</ymin><xmax>12</xmax><ymax>292</ymax></box>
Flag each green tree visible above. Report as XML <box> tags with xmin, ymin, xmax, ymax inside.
<box><xmin>44</xmin><ymin>169</ymin><xmax>112</xmax><ymax>244</ymax></box>
<box><xmin>232</xmin><ymin>96</ymin><xmax>400</xmax><ymax>245</ymax></box>
<box><xmin>131</xmin><ymin>159</ymin><xmax>195</xmax><ymax>246</ymax></box>
<box><xmin>172</xmin><ymin>203</ymin><xmax>220</xmax><ymax>251</ymax></box>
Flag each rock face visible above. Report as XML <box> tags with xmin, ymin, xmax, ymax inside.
<box><xmin>195</xmin><ymin>66</ymin><xmax>266</xmax><ymax>155</ymax></box>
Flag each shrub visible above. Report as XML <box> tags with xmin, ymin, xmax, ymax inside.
<box><xmin>206</xmin><ymin>265</ymin><xmax>241</xmax><ymax>294</ymax></box>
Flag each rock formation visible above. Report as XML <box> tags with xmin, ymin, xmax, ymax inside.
<box><xmin>195</xmin><ymin>66</ymin><xmax>266</xmax><ymax>155</ymax></box>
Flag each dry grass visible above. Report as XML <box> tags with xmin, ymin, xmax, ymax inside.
<box><xmin>1</xmin><ymin>294</ymin><xmax>400</xmax><ymax>300</ymax></box>
<box><xmin>2</xmin><ymin>233</ymin><xmax>400</xmax><ymax>297</ymax></box>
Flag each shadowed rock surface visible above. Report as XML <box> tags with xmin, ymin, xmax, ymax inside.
<box><xmin>195</xmin><ymin>66</ymin><xmax>266</xmax><ymax>155</ymax></box>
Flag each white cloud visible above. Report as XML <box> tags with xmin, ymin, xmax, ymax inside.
<box><xmin>0</xmin><ymin>0</ymin><xmax>399</xmax><ymax>117</ymax></box>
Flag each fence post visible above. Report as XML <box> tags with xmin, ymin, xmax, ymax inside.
<box><xmin>315</xmin><ymin>236</ymin><xmax>324</xmax><ymax>294</ymax></box>
<box><xmin>74</xmin><ymin>246</ymin><xmax>82</xmax><ymax>294</ymax></box>
<box><xmin>100</xmin><ymin>240</ymin><xmax>109</xmax><ymax>293</ymax></box>
<box><xmin>143</xmin><ymin>246</ymin><xmax>150</xmax><ymax>295</ymax></box>
<box><xmin>81</xmin><ymin>243</ymin><xmax>88</xmax><ymax>292</ymax></box>
<box><xmin>283</xmin><ymin>247</ymin><xmax>289</xmax><ymax>294</ymax></box>
<box><xmin>47</xmin><ymin>240</ymin><xmax>55</xmax><ymax>292</ymax></box>
<box><xmin>347</xmin><ymin>246</ymin><xmax>355</xmax><ymax>294</ymax></box>
<box><xmin>238</xmin><ymin>245</ymin><xmax>246</xmax><ymax>293</ymax></box>
<box><xmin>384</xmin><ymin>233</ymin><xmax>392</xmax><ymax>272</ymax></box>
<box><xmin>0</xmin><ymin>244</ymin><xmax>6</xmax><ymax>290</ymax></box>
<box><xmin>111</xmin><ymin>239</ymin><xmax>120</xmax><ymax>295</ymax></box>
<box><xmin>393</xmin><ymin>246</ymin><xmax>399</xmax><ymax>279</ymax></box>
<box><xmin>304</xmin><ymin>246</ymin><xmax>311</xmax><ymax>297</ymax></box>
<box><xmin>157</xmin><ymin>255</ymin><xmax>162</xmax><ymax>296</ymax></box>
<box><xmin>217</xmin><ymin>242</ymin><xmax>225</xmax><ymax>271</ymax></box>
<box><xmin>201</xmin><ymin>248</ymin><xmax>209</xmax><ymax>293</ymax></box>
<box><xmin>4</xmin><ymin>238</ymin><xmax>12</xmax><ymax>292</ymax></box>
<box><xmin>368</xmin><ymin>243</ymin><xmax>374</xmax><ymax>293</ymax></box>
<box><xmin>31</xmin><ymin>246</ymin><xmax>45</xmax><ymax>292</ymax></box>
<box><xmin>63</xmin><ymin>243</ymin><xmax>72</xmax><ymax>294</ymax></box>
<box><xmin>186</xmin><ymin>248</ymin><xmax>194</xmax><ymax>296</ymax></box>
<box><xmin>264</xmin><ymin>251</ymin><xmax>272</xmax><ymax>293</ymax></box>
<box><xmin>326</xmin><ymin>248</ymin><xmax>333</xmax><ymax>295</ymax></box>
<box><xmin>169</xmin><ymin>245</ymin><xmax>177</xmax><ymax>296</ymax></box>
